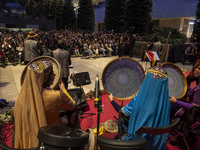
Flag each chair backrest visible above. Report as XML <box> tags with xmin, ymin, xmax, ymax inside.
<box><xmin>136</xmin><ymin>118</ymin><xmax>180</xmax><ymax>135</ymax></box>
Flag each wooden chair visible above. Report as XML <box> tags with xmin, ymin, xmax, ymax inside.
<box><xmin>136</xmin><ymin>118</ymin><xmax>180</xmax><ymax>135</ymax></box>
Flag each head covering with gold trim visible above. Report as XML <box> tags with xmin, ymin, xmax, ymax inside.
<box><xmin>29</xmin><ymin>61</ymin><xmax>53</xmax><ymax>85</ymax></box>
<box><xmin>148</xmin><ymin>66</ymin><xmax>168</xmax><ymax>79</ymax></box>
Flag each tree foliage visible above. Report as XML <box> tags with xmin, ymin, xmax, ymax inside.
<box><xmin>26</xmin><ymin>0</ymin><xmax>36</xmax><ymax>17</ymax></box>
<box><xmin>48</xmin><ymin>0</ymin><xmax>57</xmax><ymax>20</ymax></box>
<box><xmin>104</xmin><ymin>0</ymin><xmax>125</xmax><ymax>33</ymax></box>
<box><xmin>142</xmin><ymin>27</ymin><xmax>186</xmax><ymax>44</ymax></box>
<box><xmin>124</xmin><ymin>0</ymin><xmax>152</xmax><ymax>34</ymax></box>
<box><xmin>77</xmin><ymin>0</ymin><xmax>95</xmax><ymax>32</ymax></box>
<box><xmin>42</xmin><ymin>0</ymin><xmax>51</xmax><ymax>18</ymax></box>
<box><xmin>63</xmin><ymin>0</ymin><xmax>76</xmax><ymax>30</ymax></box>
<box><xmin>193</xmin><ymin>0</ymin><xmax>200</xmax><ymax>41</ymax></box>
<box><xmin>55</xmin><ymin>0</ymin><xmax>64</xmax><ymax>29</ymax></box>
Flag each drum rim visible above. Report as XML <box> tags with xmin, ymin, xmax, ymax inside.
<box><xmin>161</xmin><ymin>62</ymin><xmax>187</xmax><ymax>99</ymax></box>
<box><xmin>102</xmin><ymin>57</ymin><xmax>145</xmax><ymax>100</ymax></box>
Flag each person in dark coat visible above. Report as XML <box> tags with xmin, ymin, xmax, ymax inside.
<box><xmin>53</xmin><ymin>40</ymin><xmax>70</xmax><ymax>89</ymax></box>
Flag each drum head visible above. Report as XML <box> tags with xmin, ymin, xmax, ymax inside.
<box><xmin>102</xmin><ymin>57</ymin><xmax>145</xmax><ymax>100</ymax></box>
<box><xmin>21</xmin><ymin>56</ymin><xmax>62</xmax><ymax>89</ymax></box>
<box><xmin>105</xmin><ymin>120</ymin><xmax>118</xmax><ymax>133</ymax></box>
<box><xmin>161</xmin><ymin>62</ymin><xmax>187</xmax><ymax>99</ymax></box>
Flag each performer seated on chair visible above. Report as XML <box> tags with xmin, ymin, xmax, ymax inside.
<box><xmin>14</xmin><ymin>60</ymin><xmax>75</xmax><ymax>149</ymax></box>
<box><xmin>169</xmin><ymin>64</ymin><xmax>200</xmax><ymax>149</ymax></box>
<box><xmin>170</xmin><ymin>63</ymin><xmax>200</xmax><ymax>119</ymax></box>
<box><xmin>108</xmin><ymin>66</ymin><xmax>170</xmax><ymax>150</ymax></box>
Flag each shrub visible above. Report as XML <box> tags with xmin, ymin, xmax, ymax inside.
<box><xmin>142</xmin><ymin>27</ymin><xmax>187</xmax><ymax>44</ymax></box>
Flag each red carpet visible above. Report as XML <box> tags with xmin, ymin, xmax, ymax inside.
<box><xmin>1</xmin><ymin>123</ymin><xmax>13</xmax><ymax>147</ymax></box>
<box><xmin>80</xmin><ymin>71</ymin><xmax>199</xmax><ymax>150</ymax></box>
<box><xmin>81</xmin><ymin>94</ymin><xmax>183</xmax><ymax>150</ymax></box>
<box><xmin>1</xmin><ymin>71</ymin><xmax>199</xmax><ymax>149</ymax></box>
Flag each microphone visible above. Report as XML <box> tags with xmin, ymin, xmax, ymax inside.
<box><xmin>94</xmin><ymin>74</ymin><xmax>100</xmax><ymax>108</ymax></box>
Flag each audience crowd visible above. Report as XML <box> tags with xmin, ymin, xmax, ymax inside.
<box><xmin>0</xmin><ymin>29</ymin><xmax>141</xmax><ymax>67</ymax></box>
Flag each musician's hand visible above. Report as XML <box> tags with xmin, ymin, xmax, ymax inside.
<box><xmin>108</xmin><ymin>93</ymin><xmax>113</xmax><ymax>102</ymax></box>
<box><xmin>170</xmin><ymin>96</ymin><xmax>177</xmax><ymax>103</ymax></box>
<box><xmin>59</xmin><ymin>80</ymin><xmax>66</xmax><ymax>90</ymax></box>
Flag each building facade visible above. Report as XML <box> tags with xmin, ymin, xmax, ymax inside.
<box><xmin>92</xmin><ymin>0</ymin><xmax>198</xmax><ymax>37</ymax></box>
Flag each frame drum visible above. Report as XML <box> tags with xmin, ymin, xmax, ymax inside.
<box><xmin>102</xmin><ymin>57</ymin><xmax>145</xmax><ymax>100</ymax></box>
<box><xmin>161</xmin><ymin>62</ymin><xmax>187</xmax><ymax>99</ymax></box>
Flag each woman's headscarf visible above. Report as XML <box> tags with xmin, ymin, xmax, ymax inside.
<box><xmin>14</xmin><ymin>61</ymin><xmax>53</xmax><ymax>149</ymax></box>
<box><xmin>127</xmin><ymin>67</ymin><xmax>170</xmax><ymax>150</ymax></box>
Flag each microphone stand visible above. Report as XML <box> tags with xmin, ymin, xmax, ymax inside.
<box><xmin>94</xmin><ymin>74</ymin><xmax>103</xmax><ymax>138</ymax></box>
<box><xmin>96</xmin><ymin>94</ymin><xmax>102</xmax><ymax>137</ymax></box>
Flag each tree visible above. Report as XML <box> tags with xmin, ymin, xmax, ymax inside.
<box><xmin>193</xmin><ymin>0</ymin><xmax>200</xmax><ymax>41</ymax></box>
<box><xmin>77</xmin><ymin>0</ymin><xmax>95</xmax><ymax>32</ymax></box>
<box><xmin>63</xmin><ymin>0</ymin><xmax>76</xmax><ymax>30</ymax></box>
<box><xmin>49</xmin><ymin>0</ymin><xmax>57</xmax><ymax>20</ymax></box>
<box><xmin>104</xmin><ymin>0</ymin><xmax>125</xmax><ymax>33</ymax></box>
<box><xmin>55</xmin><ymin>0</ymin><xmax>64</xmax><ymax>29</ymax></box>
<box><xmin>35</xmin><ymin>1</ymin><xmax>43</xmax><ymax>18</ymax></box>
<box><xmin>26</xmin><ymin>0</ymin><xmax>36</xmax><ymax>17</ymax></box>
<box><xmin>124</xmin><ymin>0</ymin><xmax>152</xmax><ymax>34</ymax></box>
<box><xmin>18</xmin><ymin>0</ymin><xmax>26</xmax><ymax>13</ymax></box>
<box><xmin>42</xmin><ymin>0</ymin><xmax>51</xmax><ymax>19</ymax></box>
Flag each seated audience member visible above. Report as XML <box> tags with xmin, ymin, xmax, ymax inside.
<box><xmin>14</xmin><ymin>60</ymin><xmax>75</xmax><ymax>149</ymax></box>
<box><xmin>74</xmin><ymin>45</ymin><xmax>80</xmax><ymax>56</ymax></box>
<box><xmin>83</xmin><ymin>43</ymin><xmax>93</xmax><ymax>58</ymax></box>
<box><xmin>183</xmin><ymin>44</ymin><xmax>197</xmax><ymax>65</ymax></box>
<box><xmin>109</xmin><ymin>67</ymin><xmax>170</xmax><ymax>150</ymax></box>
<box><xmin>99</xmin><ymin>42</ymin><xmax>107</xmax><ymax>57</ymax></box>
<box><xmin>108</xmin><ymin>66</ymin><xmax>170</xmax><ymax>150</ymax></box>
<box><xmin>105</xmin><ymin>42</ymin><xmax>113</xmax><ymax>56</ymax></box>
<box><xmin>170</xmin><ymin>62</ymin><xmax>200</xmax><ymax>119</ymax></box>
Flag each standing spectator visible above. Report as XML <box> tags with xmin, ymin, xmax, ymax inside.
<box><xmin>118</xmin><ymin>36</ymin><xmax>125</xmax><ymax>57</ymax></box>
<box><xmin>148</xmin><ymin>36</ymin><xmax>162</xmax><ymax>56</ymax></box>
<box><xmin>129</xmin><ymin>34</ymin><xmax>136</xmax><ymax>58</ymax></box>
<box><xmin>0</xmin><ymin>41</ymin><xmax>6</xmax><ymax>67</ymax></box>
<box><xmin>148</xmin><ymin>36</ymin><xmax>162</xmax><ymax>66</ymax></box>
<box><xmin>53</xmin><ymin>40</ymin><xmax>70</xmax><ymax>89</ymax></box>
<box><xmin>24</xmin><ymin>31</ymin><xmax>42</xmax><ymax>65</ymax></box>
<box><xmin>183</xmin><ymin>44</ymin><xmax>197</xmax><ymax>65</ymax></box>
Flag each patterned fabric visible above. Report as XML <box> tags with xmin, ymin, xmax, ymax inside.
<box><xmin>148</xmin><ymin>66</ymin><xmax>168</xmax><ymax>79</ymax></box>
<box><xmin>29</xmin><ymin>61</ymin><xmax>53</xmax><ymax>83</ymax></box>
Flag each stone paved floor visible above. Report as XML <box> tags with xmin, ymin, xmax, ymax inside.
<box><xmin>0</xmin><ymin>56</ymin><xmax>193</xmax><ymax>106</ymax></box>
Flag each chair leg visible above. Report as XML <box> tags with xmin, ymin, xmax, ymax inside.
<box><xmin>181</xmin><ymin>135</ymin><xmax>190</xmax><ymax>150</ymax></box>
<box><xmin>168</xmin><ymin>132</ymin><xmax>190</xmax><ymax>150</ymax></box>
